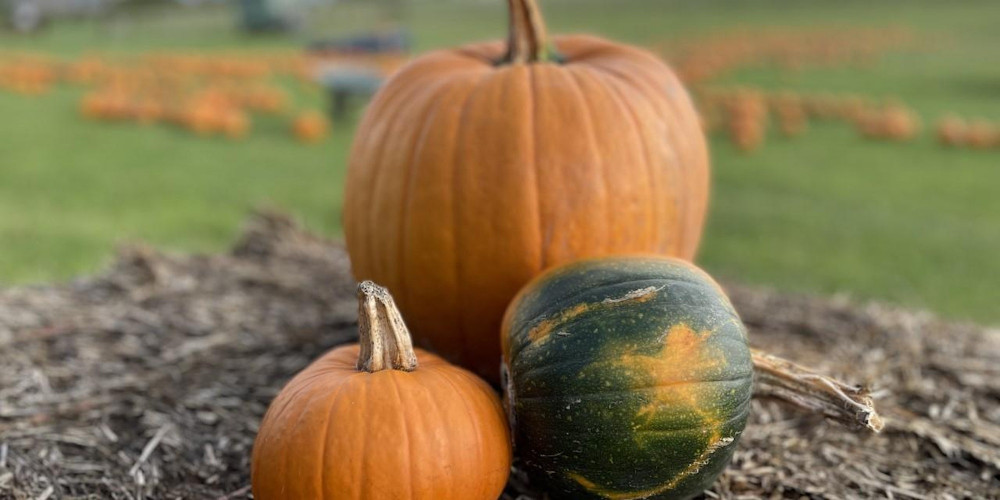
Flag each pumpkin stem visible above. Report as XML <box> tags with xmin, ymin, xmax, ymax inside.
<box><xmin>505</xmin><ymin>0</ymin><xmax>556</xmax><ymax>64</ymax></box>
<box><xmin>752</xmin><ymin>348</ymin><xmax>883</xmax><ymax>433</ymax></box>
<box><xmin>356</xmin><ymin>281</ymin><xmax>418</xmax><ymax>372</ymax></box>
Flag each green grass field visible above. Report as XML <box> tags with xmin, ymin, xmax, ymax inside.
<box><xmin>2</xmin><ymin>0</ymin><xmax>999</xmax><ymax>324</ymax></box>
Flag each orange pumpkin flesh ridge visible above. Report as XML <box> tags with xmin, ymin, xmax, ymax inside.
<box><xmin>251</xmin><ymin>282</ymin><xmax>511</xmax><ymax>500</ymax></box>
<box><xmin>344</xmin><ymin>0</ymin><xmax>710</xmax><ymax>384</ymax></box>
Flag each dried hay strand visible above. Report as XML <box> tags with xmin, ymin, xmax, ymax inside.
<box><xmin>1</xmin><ymin>211</ymin><xmax>997</xmax><ymax>499</ymax></box>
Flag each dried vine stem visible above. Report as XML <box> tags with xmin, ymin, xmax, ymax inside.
<box><xmin>752</xmin><ymin>348</ymin><xmax>884</xmax><ymax>433</ymax></box>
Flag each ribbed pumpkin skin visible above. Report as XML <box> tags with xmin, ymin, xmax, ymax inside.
<box><xmin>251</xmin><ymin>345</ymin><xmax>511</xmax><ymax>500</ymax></box>
<box><xmin>501</xmin><ymin>256</ymin><xmax>752</xmax><ymax>500</ymax></box>
<box><xmin>344</xmin><ymin>35</ymin><xmax>710</xmax><ymax>383</ymax></box>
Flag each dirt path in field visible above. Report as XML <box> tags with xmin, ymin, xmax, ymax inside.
<box><xmin>1</xmin><ymin>212</ymin><xmax>997</xmax><ymax>499</ymax></box>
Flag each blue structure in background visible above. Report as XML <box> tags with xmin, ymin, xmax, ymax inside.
<box><xmin>309</xmin><ymin>29</ymin><xmax>411</xmax><ymax>121</ymax></box>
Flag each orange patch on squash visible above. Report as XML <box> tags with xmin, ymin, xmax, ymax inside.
<box><xmin>618</xmin><ymin>324</ymin><xmax>723</xmax><ymax>420</ymax></box>
<box><xmin>568</xmin><ymin>324</ymin><xmax>732</xmax><ymax>499</ymax></box>
<box><xmin>528</xmin><ymin>303</ymin><xmax>592</xmax><ymax>343</ymax></box>
<box><xmin>526</xmin><ymin>285</ymin><xmax>663</xmax><ymax>344</ymax></box>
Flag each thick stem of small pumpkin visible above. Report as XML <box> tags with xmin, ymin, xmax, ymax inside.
<box><xmin>505</xmin><ymin>0</ymin><xmax>554</xmax><ymax>63</ymax></box>
<box><xmin>752</xmin><ymin>348</ymin><xmax>884</xmax><ymax>433</ymax></box>
<box><xmin>356</xmin><ymin>281</ymin><xmax>418</xmax><ymax>372</ymax></box>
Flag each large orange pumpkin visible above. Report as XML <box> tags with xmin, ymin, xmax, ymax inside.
<box><xmin>344</xmin><ymin>0</ymin><xmax>710</xmax><ymax>383</ymax></box>
<box><xmin>251</xmin><ymin>282</ymin><xmax>511</xmax><ymax>500</ymax></box>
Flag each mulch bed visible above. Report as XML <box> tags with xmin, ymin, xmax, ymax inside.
<box><xmin>1</xmin><ymin>212</ymin><xmax>997</xmax><ymax>499</ymax></box>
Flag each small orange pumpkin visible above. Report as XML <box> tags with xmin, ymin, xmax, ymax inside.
<box><xmin>184</xmin><ymin>103</ymin><xmax>220</xmax><ymax>136</ymax></box>
<box><xmin>220</xmin><ymin>108</ymin><xmax>251</xmax><ymax>140</ymax></box>
<box><xmin>881</xmin><ymin>104</ymin><xmax>920</xmax><ymax>141</ymax></box>
<box><xmin>773</xmin><ymin>93</ymin><xmax>808</xmax><ymax>138</ymax></box>
<box><xmin>251</xmin><ymin>282</ymin><xmax>511</xmax><ymax>500</ymax></box>
<box><xmin>936</xmin><ymin>115</ymin><xmax>966</xmax><ymax>147</ymax></box>
<box><xmin>733</xmin><ymin>121</ymin><xmax>765</xmax><ymax>152</ymax></box>
<box><xmin>292</xmin><ymin>110</ymin><xmax>330</xmax><ymax>143</ymax></box>
<box><xmin>726</xmin><ymin>89</ymin><xmax>767</xmax><ymax>152</ymax></box>
<box><xmin>965</xmin><ymin>119</ymin><xmax>997</xmax><ymax>149</ymax></box>
<box><xmin>344</xmin><ymin>0</ymin><xmax>709</xmax><ymax>382</ymax></box>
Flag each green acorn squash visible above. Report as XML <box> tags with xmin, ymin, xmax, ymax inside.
<box><xmin>501</xmin><ymin>256</ymin><xmax>753</xmax><ymax>500</ymax></box>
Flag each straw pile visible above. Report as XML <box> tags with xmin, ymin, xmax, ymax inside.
<box><xmin>1</xmin><ymin>212</ymin><xmax>997</xmax><ymax>499</ymax></box>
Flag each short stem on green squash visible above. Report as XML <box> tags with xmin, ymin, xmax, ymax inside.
<box><xmin>752</xmin><ymin>348</ymin><xmax>884</xmax><ymax>433</ymax></box>
<box><xmin>504</xmin><ymin>0</ymin><xmax>555</xmax><ymax>64</ymax></box>
<box><xmin>356</xmin><ymin>281</ymin><xmax>418</xmax><ymax>372</ymax></box>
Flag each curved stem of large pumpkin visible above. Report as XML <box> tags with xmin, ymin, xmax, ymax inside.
<box><xmin>505</xmin><ymin>0</ymin><xmax>554</xmax><ymax>63</ymax></box>
<box><xmin>356</xmin><ymin>281</ymin><xmax>418</xmax><ymax>372</ymax></box>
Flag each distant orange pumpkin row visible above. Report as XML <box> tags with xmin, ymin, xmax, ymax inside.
<box><xmin>655</xmin><ymin>26</ymin><xmax>913</xmax><ymax>84</ymax></box>
<box><xmin>937</xmin><ymin>115</ymin><xmax>1000</xmax><ymax>149</ymax></box>
<box><xmin>698</xmin><ymin>87</ymin><xmax>930</xmax><ymax>152</ymax></box>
